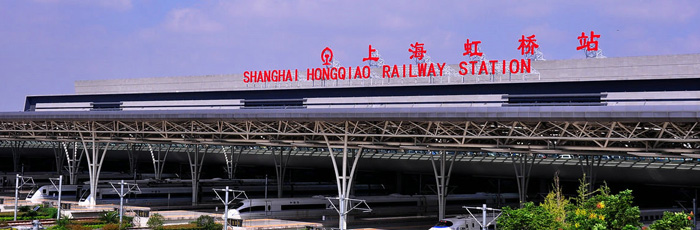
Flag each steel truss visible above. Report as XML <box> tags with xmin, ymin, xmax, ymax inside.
<box><xmin>272</xmin><ymin>147</ymin><xmax>292</xmax><ymax>198</ymax></box>
<box><xmin>430</xmin><ymin>150</ymin><xmax>456</xmax><ymax>220</ymax></box>
<box><xmin>0</xmin><ymin>121</ymin><xmax>698</xmax><ymax>154</ymax></box>
<box><xmin>126</xmin><ymin>143</ymin><xmax>144</xmax><ymax>180</ymax></box>
<box><xmin>512</xmin><ymin>152</ymin><xmax>535</xmax><ymax>206</ymax></box>
<box><xmin>78</xmin><ymin>133</ymin><xmax>110</xmax><ymax>207</ymax></box>
<box><xmin>222</xmin><ymin>146</ymin><xmax>241</xmax><ymax>180</ymax></box>
<box><xmin>579</xmin><ymin>155</ymin><xmax>602</xmax><ymax>192</ymax></box>
<box><xmin>186</xmin><ymin>144</ymin><xmax>208</xmax><ymax>206</ymax></box>
<box><xmin>148</xmin><ymin>144</ymin><xmax>169</xmax><ymax>181</ymax></box>
<box><xmin>1</xmin><ymin>119</ymin><xmax>699</xmax><ymax>225</ymax></box>
<box><xmin>10</xmin><ymin>141</ymin><xmax>24</xmax><ymax>173</ymax></box>
<box><xmin>51</xmin><ymin>142</ymin><xmax>65</xmax><ymax>176</ymax></box>
<box><xmin>61</xmin><ymin>142</ymin><xmax>84</xmax><ymax>185</ymax></box>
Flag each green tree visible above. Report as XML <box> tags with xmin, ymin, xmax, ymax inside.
<box><xmin>566</xmin><ymin>180</ymin><xmax>642</xmax><ymax>230</ymax></box>
<box><xmin>99</xmin><ymin>211</ymin><xmax>120</xmax><ymax>224</ymax></box>
<box><xmin>498</xmin><ymin>202</ymin><xmax>563</xmax><ymax>230</ymax></box>
<box><xmin>585</xmin><ymin>189</ymin><xmax>641</xmax><ymax>230</ymax></box>
<box><xmin>649</xmin><ymin>211</ymin><xmax>693</xmax><ymax>230</ymax></box>
<box><xmin>194</xmin><ymin>215</ymin><xmax>222</xmax><ymax>230</ymax></box>
<box><xmin>565</xmin><ymin>206</ymin><xmax>607</xmax><ymax>230</ymax></box>
<box><xmin>541</xmin><ymin>173</ymin><xmax>569</xmax><ymax>226</ymax></box>
<box><xmin>147</xmin><ymin>213</ymin><xmax>165</xmax><ymax>230</ymax></box>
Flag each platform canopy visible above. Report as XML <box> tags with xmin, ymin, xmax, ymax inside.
<box><xmin>1</xmin><ymin>105</ymin><xmax>699</xmax><ymax>156</ymax></box>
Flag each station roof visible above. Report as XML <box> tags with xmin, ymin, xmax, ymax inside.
<box><xmin>1</xmin><ymin>105</ymin><xmax>699</xmax><ymax>122</ymax></box>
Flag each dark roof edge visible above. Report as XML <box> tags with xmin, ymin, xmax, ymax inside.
<box><xmin>0</xmin><ymin>106</ymin><xmax>699</xmax><ymax>122</ymax></box>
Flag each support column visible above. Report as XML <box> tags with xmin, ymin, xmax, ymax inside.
<box><xmin>63</xmin><ymin>142</ymin><xmax>84</xmax><ymax>185</ymax></box>
<box><xmin>126</xmin><ymin>144</ymin><xmax>139</xmax><ymax>180</ymax></box>
<box><xmin>430</xmin><ymin>150</ymin><xmax>457</xmax><ymax>220</ymax></box>
<box><xmin>10</xmin><ymin>141</ymin><xmax>24</xmax><ymax>173</ymax></box>
<box><xmin>323</xmin><ymin>132</ymin><xmax>364</xmax><ymax>230</ymax></box>
<box><xmin>578</xmin><ymin>155</ymin><xmax>601</xmax><ymax>192</ymax></box>
<box><xmin>79</xmin><ymin>133</ymin><xmax>110</xmax><ymax>207</ymax></box>
<box><xmin>149</xmin><ymin>144</ymin><xmax>169</xmax><ymax>181</ymax></box>
<box><xmin>272</xmin><ymin>147</ymin><xmax>292</xmax><ymax>198</ymax></box>
<box><xmin>223</xmin><ymin>146</ymin><xmax>242</xmax><ymax>180</ymax></box>
<box><xmin>186</xmin><ymin>144</ymin><xmax>207</xmax><ymax>206</ymax></box>
<box><xmin>52</xmin><ymin>142</ymin><xmax>66</xmax><ymax>176</ymax></box>
<box><xmin>511</xmin><ymin>152</ymin><xmax>535</xmax><ymax>206</ymax></box>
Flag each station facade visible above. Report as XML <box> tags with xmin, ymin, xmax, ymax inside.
<box><xmin>2</xmin><ymin>53</ymin><xmax>700</xmax><ymax>226</ymax></box>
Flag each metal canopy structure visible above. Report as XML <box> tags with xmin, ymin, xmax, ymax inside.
<box><xmin>2</xmin><ymin>105</ymin><xmax>700</xmax><ymax>228</ymax></box>
<box><xmin>0</xmin><ymin>106</ymin><xmax>699</xmax><ymax>153</ymax></box>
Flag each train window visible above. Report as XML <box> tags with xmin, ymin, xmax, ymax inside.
<box><xmin>434</xmin><ymin>220</ymin><xmax>453</xmax><ymax>227</ymax></box>
<box><xmin>43</xmin><ymin>189</ymin><xmax>47</xmax><ymax>195</ymax></box>
<box><xmin>240</xmin><ymin>206</ymin><xmax>266</xmax><ymax>213</ymax></box>
<box><xmin>368</xmin><ymin>201</ymin><xmax>417</xmax><ymax>207</ymax></box>
<box><xmin>281</xmin><ymin>204</ymin><xmax>326</xmax><ymax>210</ymax></box>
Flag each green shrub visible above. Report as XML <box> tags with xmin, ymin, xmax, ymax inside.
<box><xmin>193</xmin><ymin>215</ymin><xmax>221</xmax><ymax>230</ymax></box>
<box><xmin>99</xmin><ymin>211</ymin><xmax>120</xmax><ymax>224</ymax></box>
<box><xmin>22</xmin><ymin>210</ymin><xmax>38</xmax><ymax>218</ymax></box>
<box><xmin>42</xmin><ymin>207</ymin><xmax>59</xmax><ymax>218</ymax></box>
<box><xmin>0</xmin><ymin>215</ymin><xmax>52</xmax><ymax>221</ymax></box>
<box><xmin>81</xmin><ymin>224</ymin><xmax>105</xmax><ymax>229</ymax></box>
<box><xmin>147</xmin><ymin>213</ymin><xmax>165</xmax><ymax>230</ymax></box>
<box><xmin>649</xmin><ymin>211</ymin><xmax>693</xmax><ymax>230</ymax></box>
<box><xmin>498</xmin><ymin>202</ymin><xmax>562</xmax><ymax>230</ymax></box>
<box><xmin>499</xmin><ymin>174</ymin><xmax>643</xmax><ymax>230</ymax></box>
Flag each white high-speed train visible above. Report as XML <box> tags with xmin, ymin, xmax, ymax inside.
<box><xmin>26</xmin><ymin>178</ymin><xmax>386</xmax><ymax>206</ymax></box>
<box><xmin>226</xmin><ymin>193</ymin><xmax>518</xmax><ymax>220</ymax></box>
<box><xmin>429</xmin><ymin>216</ymin><xmax>471</xmax><ymax>230</ymax></box>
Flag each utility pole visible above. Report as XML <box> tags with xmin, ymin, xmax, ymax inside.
<box><xmin>49</xmin><ymin>176</ymin><xmax>63</xmax><ymax>221</ymax></box>
<box><xmin>14</xmin><ymin>174</ymin><xmax>35</xmax><ymax>221</ymax></box>
<box><xmin>326</xmin><ymin>197</ymin><xmax>372</xmax><ymax>230</ymax></box>
<box><xmin>213</xmin><ymin>187</ymin><xmax>247</xmax><ymax>230</ymax></box>
<box><xmin>109</xmin><ymin>180</ymin><xmax>141</xmax><ymax>228</ymax></box>
<box><xmin>463</xmin><ymin>204</ymin><xmax>503</xmax><ymax>230</ymax></box>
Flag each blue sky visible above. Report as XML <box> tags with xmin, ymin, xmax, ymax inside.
<box><xmin>1</xmin><ymin>0</ymin><xmax>699</xmax><ymax>111</ymax></box>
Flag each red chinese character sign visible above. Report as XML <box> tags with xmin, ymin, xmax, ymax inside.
<box><xmin>577</xmin><ymin>31</ymin><xmax>600</xmax><ymax>51</ymax></box>
<box><xmin>362</xmin><ymin>45</ymin><xmax>379</xmax><ymax>62</ymax></box>
<box><xmin>408</xmin><ymin>42</ymin><xmax>427</xmax><ymax>60</ymax></box>
<box><xmin>243</xmin><ymin>37</ymin><xmax>542</xmax><ymax>85</ymax></box>
<box><xmin>463</xmin><ymin>39</ymin><xmax>483</xmax><ymax>57</ymax></box>
<box><xmin>576</xmin><ymin>31</ymin><xmax>605</xmax><ymax>58</ymax></box>
<box><xmin>517</xmin><ymin>35</ymin><xmax>539</xmax><ymax>56</ymax></box>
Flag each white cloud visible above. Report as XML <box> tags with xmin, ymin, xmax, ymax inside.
<box><xmin>164</xmin><ymin>8</ymin><xmax>223</xmax><ymax>33</ymax></box>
